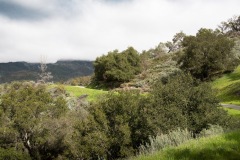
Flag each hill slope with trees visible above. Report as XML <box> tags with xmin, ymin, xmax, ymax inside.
<box><xmin>0</xmin><ymin>60</ymin><xmax>94</xmax><ymax>83</ymax></box>
<box><xmin>0</xmin><ymin>15</ymin><xmax>240</xmax><ymax>160</ymax></box>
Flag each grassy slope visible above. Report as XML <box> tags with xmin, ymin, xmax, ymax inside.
<box><xmin>212</xmin><ymin>66</ymin><xmax>240</xmax><ymax>105</ymax></box>
<box><xmin>59</xmin><ymin>67</ymin><xmax>240</xmax><ymax>160</ymax></box>
<box><xmin>132</xmin><ymin>130</ymin><xmax>240</xmax><ymax>160</ymax></box>
<box><xmin>64</xmin><ymin>86</ymin><xmax>107</xmax><ymax>102</ymax></box>
<box><xmin>132</xmin><ymin>67</ymin><xmax>240</xmax><ymax>160</ymax></box>
<box><xmin>224</xmin><ymin>108</ymin><xmax>240</xmax><ymax>118</ymax></box>
<box><xmin>49</xmin><ymin>84</ymin><xmax>107</xmax><ymax>102</ymax></box>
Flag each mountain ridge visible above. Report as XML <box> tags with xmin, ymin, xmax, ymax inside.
<box><xmin>0</xmin><ymin>60</ymin><xmax>94</xmax><ymax>83</ymax></box>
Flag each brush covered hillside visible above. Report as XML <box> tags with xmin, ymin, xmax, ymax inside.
<box><xmin>0</xmin><ymin>60</ymin><xmax>94</xmax><ymax>83</ymax></box>
<box><xmin>132</xmin><ymin>129</ymin><xmax>240</xmax><ymax>160</ymax></box>
<box><xmin>111</xmin><ymin>34</ymin><xmax>240</xmax><ymax>92</ymax></box>
<box><xmin>1</xmin><ymin>16</ymin><xmax>240</xmax><ymax>160</ymax></box>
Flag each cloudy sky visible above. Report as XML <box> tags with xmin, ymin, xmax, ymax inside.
<box><xmin>0</xmin><ymin>0</ymin><xmax>239</xmax><ymax>63</ymax></box>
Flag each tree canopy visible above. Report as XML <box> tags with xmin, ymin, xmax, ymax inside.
<box><xmin>94</xmin><ymin>47</ymin><xmax>141</xmax><ymax>86</ymax></box>
<box><xmin>218</xmin><ymin>15</ymin><xmax>240</xmax><ymax>36</ymax></box>
<box><xmin>178</xmin><ymin>28</ymin><xmax>238</xmax><ymax>80</ymax></box>
<box><xmin>150</xmin><ymin>73</ymin><xmax>229</xmax><ymax>135</ymax></box>
<box><xmin>0</xmin><ymin>82</ymin><xmax>68</xmax><ymax>159</ymax></box>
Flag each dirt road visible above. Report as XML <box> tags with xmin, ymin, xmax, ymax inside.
<box><xmin>221</xmin><ymin>104</ymin><xmax>240</xmax><ymax>110</ymax></box>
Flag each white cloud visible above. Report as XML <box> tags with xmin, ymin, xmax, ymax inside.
<box><xmin>0</xmin><ymin>0</ymin><xmax>239</xmax><ymax>62</ymax></box>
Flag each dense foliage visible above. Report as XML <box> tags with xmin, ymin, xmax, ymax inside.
<box><xmin>88</xmin><ymin>73</ymin><xmax>230</xmax><ymax>159</ymax></box>
<box><xmin>218</xmin><ymin>15</ymin><xmax>240</xmax><ymax>36</ymax></box>
<box><xmin>150</xmin><ymin>73</ymin><xmax>229</xmax><ymax>135</ymax></box>
<box><xmin>0</xmin><ymin>73</ymin><xmax>230</xmax><ymax>160</ymax></box>
<box><xmin>0</xmin><ymin>82</ymin><xmax>68</xmax><ymax>159</ymax></box>
<box><xmin>90</xmin><ymin>91</ymin><xmax>153</xmax><ymax>159</ymax></box>
<box><xmin>94</xmin><ymin>47</ymin><xmax>141</xmax><ymax>87</ymax></box>
<box><xmin>0</xmin><ymin>82</ymin><xmax>110</xmax><ymax>159</ymax></box>
<box><xmin>65</xmin><ymin>76</ymin><xmax>92</xmax><ymax>86</ymax></box>
<box><xmin>179</xmin><ymin>28</ymin><xmax>238</xmax><ymax>80</ymax></box>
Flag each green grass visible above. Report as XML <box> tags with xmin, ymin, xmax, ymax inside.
<box><xmin>212</xmin><ymin>66</ymin><xmax>240</xmax><ymax>105</ymax></box>
<box><xmin>132</xmin><ymin>130</ymin><xmax>240</xmax><ymax>160</ymax></box>
<box><xmin>64</xmin><ymin>86</ymin><xmax>107</xmax><ymax>102</ymax></box>
<box><xmin>49</xmin><ymin>84</ymin><xmax>107</xmax><ymax>102</ymax></box>
<box><xmin>224</xmin><ymin>108</ymin><xmax>240</xmax><ymax>118</ymax></box>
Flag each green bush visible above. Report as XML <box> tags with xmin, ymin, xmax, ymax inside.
<box><xmin>198</xmin><ymin>124</ymin><xmax>224</xmax><ymax>137</ymax></box>
<box><xmin>0</xmin><ymin>148</ymin><xmax>31</xmax><ymax>160</ymax></box>
<box><xmin>65</xmin><ymin>76</ymin><xmax>92</xmax><ymax>86</ymax></box>
<box><xmin>0</xmin><ymin>82</ymin><xmax>69</xmax><ymax>160</ymax></box>
<box><xmin>150</xmin><ymin>72</ymin><xmax>230</xmax><ymax>135</ymax></box>
<box><xmin>70</xmin><ymin>112</ymin><xmax>109</xmax><ymax>159</ymax></box>
<box><xmin>139</xmin><ymin>128</ymin><xmax>192</xmax><ymax>155</ymax></box>
<box><xmin>94</xmin><ymin>47</ymin><xmax>141</xmax><ymax>87</ymax></box>
<box><xmin>87</xmin><ymin>73</ymin><xmax>231</xmax><ymax>159</ymax></box>
<box><xmin>90</xmin><ymin>91</ymin><xmax>155</xmax><ymax>159</ymax></box>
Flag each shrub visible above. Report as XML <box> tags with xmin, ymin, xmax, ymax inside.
<box><xmin>0</xmin><ymin>82</ymin><xmax>69</xmax><ymax>159</ymax></box>
<box><xmin>66</xmin><ymin>76</ymin><xmax>92</xmax><ymax>86</ymax></box>
<box><xmin>139</xmin><ymin>125</ymin><xmax>225</xmax><ymax>156</ymax></box>
<box><xmin>90</xmin><ymin>91</ymin><xmax>155</xmax><ymax>159</ymax></box>
<box><xmin>0</xmin><ymin>148</ymin><xmax>31</xmax><ymax>160</ymax></box>
<box><xmin>94</xmin><ymin>47</ymin><xmax>141</xmax><ymax>87</ymax></box>
<box><xmin>198</xmin><ymin>124</ymin><xmax>224</xmax><ymax>137</ymax></box>
<box><xmin>150</xmin><ymin>72</ymin><xmax>230</xmax><ymax>135</ymax></box>
<box><xmin>139</xmin><ymin>128</ymin><xmax>192</xmax><ymax>155</ymax></box>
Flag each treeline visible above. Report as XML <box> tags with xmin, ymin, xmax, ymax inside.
<box><xmin>0</xmin><ymin>60</ymin><xmax>94</xmax><ymax>83</ymax></box>
<box><xmin>92</xmin><ymin>15</ymin><xmax>240</xmax><ymax>88</ymax></box>
<box><xmin>93</xmin><ymin>47</ymin><xmax>141</xmax><ymax>88</ymax></box>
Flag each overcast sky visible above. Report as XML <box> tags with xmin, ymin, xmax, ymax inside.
<box><xmin>0</xmin><ymin>0</ymin><xmax>239</xmax><ymax>63</ymax></box>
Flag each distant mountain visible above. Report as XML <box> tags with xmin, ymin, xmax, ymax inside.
<box><xmin>0</xmin><ymin>60</ymin><xmax>94</xmax><ymax>83</ymax></box>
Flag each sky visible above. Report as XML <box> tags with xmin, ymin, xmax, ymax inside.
<box><xmin>0</xmin><ymin>0</ymin><xmax>239</xmax><ymax>63</ymax></box>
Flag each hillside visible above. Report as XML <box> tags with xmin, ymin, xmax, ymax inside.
<box><xmin>129</xmin><ymin>65</ymin><xmax>240</xmax><ymax>160</ymax></box>
<box><xmin>212</xmin><ymin>65</ymin><xmax>240</xmax><ymax>105</ymax></box>
<box><xmin>132</xmin><ymin>130</ymin><xmax>240</xmax><ymax>160</ymax></box>
<box><xmin>0</xmin><ymin>60</ymin><xmax>94</xmax><ymax>83</ymax></box>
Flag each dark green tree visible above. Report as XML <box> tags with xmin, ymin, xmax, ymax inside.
<box><xmin>151</xmin><ymin>73</ymin><xmax>230</xmax><ymax>135</ymax></box>
<box><xmin>178</xmin><ymin>28</ymin><xmax>238</xmax><ymax>80</ymax></box>
<box><xmin>0</xmin><ymin>82</ymin><xmax>68</xmax><ymax>160</ymax></box>
<box><xmin>90</xmin><ymin>91</ymin><xmax>156</xmax><ymax>159</ymax></box>
<box><xmin>165</xmin><ymin>31</ymin><xmax>186</xmax><ymax>53</ymax></box>
<box><xmin>68</xmin><ymin>103</ymin><xmax>109</xmax><ymax>159</ymax></box>
<box><xmin>94</xmin><ymin>47</ymin><xmax>141</xmax><ymax>87</ymax></box>
<box><xmin>38</xmin><ymin>57</ymin><xmax>53</xmax><ymax>83</ymax></box>
<box><xmin>218</xmin><ymin>15</ymin><xmax>240</xmax><ymax>36</ymax></box>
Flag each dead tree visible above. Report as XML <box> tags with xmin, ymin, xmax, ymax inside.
<box><xmin>38</xmin><ymin>57</ymin><xmax>53</xmax><ymax>83</ymax></box>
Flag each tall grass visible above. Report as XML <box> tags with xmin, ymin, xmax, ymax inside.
<box><xmin>138</xmin><ymin>125</ymin><xmax>224</xmax><ymax>157</ymax></box>
<box><xmin>139</xmin><ymin>129</ymin><xmax>192</xmax><ymax>155</ymax></box>
<box><xmin>132</xmin><ymin>129</ymin><xmax>240</xmax><ymax>160</ymax></box>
